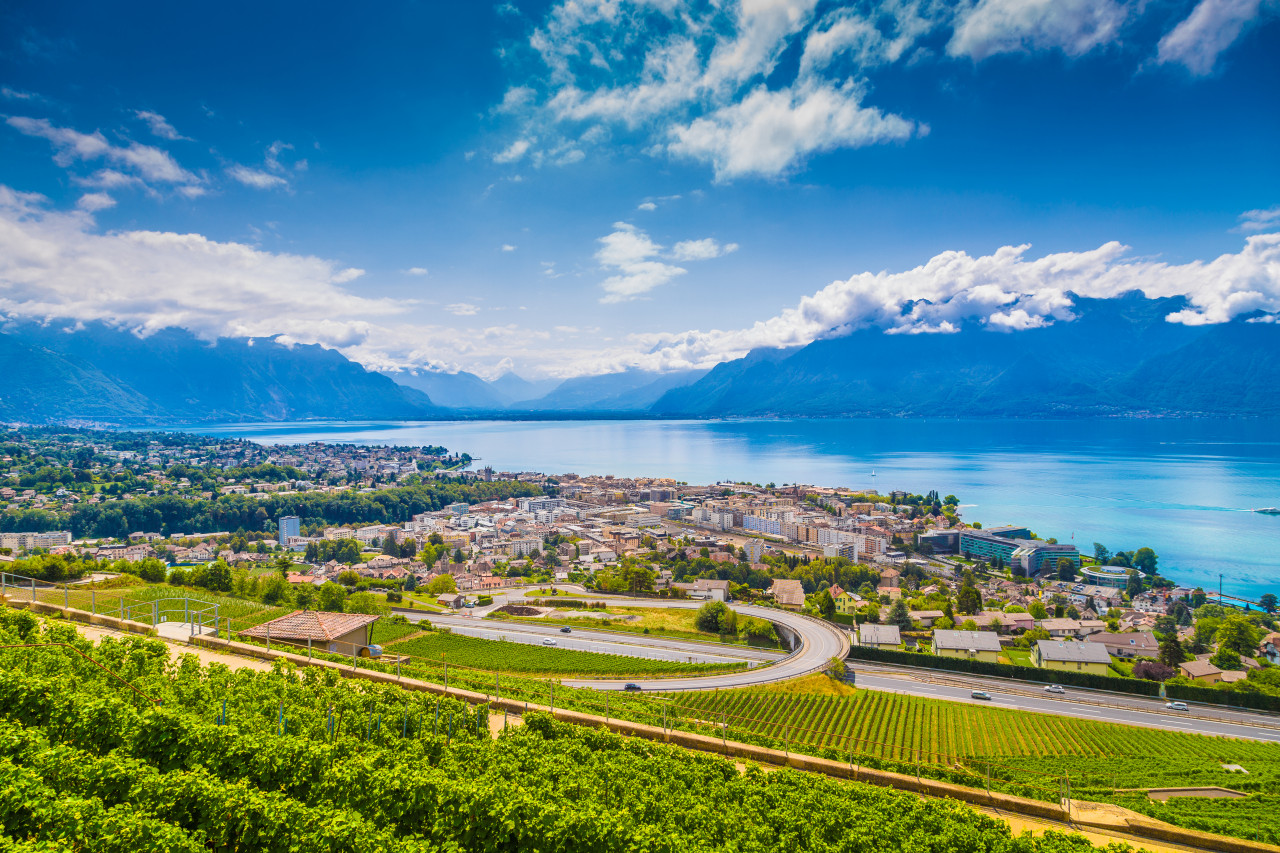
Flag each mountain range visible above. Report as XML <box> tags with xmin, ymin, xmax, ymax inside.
<box><xmin>3</xmin><ymin>293</ymin><xmax>1277</xmax><ymax>424</ymax></box>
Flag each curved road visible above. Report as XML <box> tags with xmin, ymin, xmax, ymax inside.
<box><xmin>406</xmin><ymin>588</ymin><xmax>849</xmax><ymax>692</ymax></box>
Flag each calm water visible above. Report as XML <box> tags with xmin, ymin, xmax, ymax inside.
<box><xmin>185</xmin><ymin>419</ymin><xmax>1280</xmax><ymax>599</ymax></box>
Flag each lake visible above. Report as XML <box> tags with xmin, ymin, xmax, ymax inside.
<box><xmin>186</xmin><ymin>418</ymin><xmax>1280</xmax><ymax>600</ymax></box>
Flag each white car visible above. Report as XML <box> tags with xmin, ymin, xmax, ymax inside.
<box><xmin>1165</xmin><ymin>701</ymin><xmax>1189</xmax><ymax>711</ymax></box>
<box><xmin>1044</xmin><ymin>684</ymin><xmax>1066</xmax><ymax>695</ymax></box>
<box><xmin>542</xmin><ymin>638</ymin><xmax>557</xmax><ymax>646</ymax></box>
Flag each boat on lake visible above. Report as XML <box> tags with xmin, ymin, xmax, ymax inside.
<box><xmin>1254</xmin><ymin>507</ymin><xmax>1280</xmax><ymax>515</ymax></box>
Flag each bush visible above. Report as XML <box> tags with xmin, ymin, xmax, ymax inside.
<box><xmin>1132</xmin><ymin>660</ymin><xmax>1174</xmax><ymax>681</ymax></box>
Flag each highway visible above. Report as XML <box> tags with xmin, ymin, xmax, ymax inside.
<box><xmin>849</xmin><ymin>666</ymin><xmax>1280</xmax><ymax>743</ymax></box>
<box><xmin>403</xmin><ymin>586</ymin><xmax>1280</xmax><ymax>741</ymax></box>
<box><xmin>401</xmin><ymin>610</ymin><xmax>785</xmax><ymax>666</ymax></box>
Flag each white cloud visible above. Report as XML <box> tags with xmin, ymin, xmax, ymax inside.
<box><xmin>404</xmin><ymin>267</ymin><xmax>430</xmax><ymax>276</ymax></box>
<box><xmin>518</xmin><ymin>0</ymin><xmax>923</xmax><ymax>180</ymax></box>
<box><xmin>6</xmin><ymin>116</ymin><xmax>203</xmax><ymax>192</ymax></box>
<box><xmin>1155</xmin><ymin>0</ymin><xmax>1270</xmax><ymax>75</ymax></box>
<box><xmin>1239</xmin><ymin>206</ymin><xmax>1280</xmax><ymax>232</ymax></box>
<box><xmin>226</xmin><ymin>164</ymin><xmax>288</xmax><ymax>190</ymax></box>
<box><xmin>948</xmin><ymin>0</ymin><xmax>1129</xmax><ymax>60</ymax></box>
<box><xmin>596</xmin><ymin>222</ymin><xmax>737</xmax><ymax>302</ymax></box>
<box><xmin>1</xmin><ymin>87</ymin><xmax>42</xmax><ymax>101</ymax></box>
<box><xmin>637</xmin><ymin>201</ymin><xmax>657</xmax><ymax>211</ymax></box>
<box><xmin>671</xmin><ymin>238</ymin><xmax>738</xmax><ymax>261</ymax></box>
<box><xmin>446</xmin><ymin>303</ymin><xmax>480</xmax><ymax>316</ymax></box>
<box><xmin>620</xmin><ymin>232</ymin><xmax>1280</xmax><ymax>373</ymax></box>
<box><xmin>264</xmin><ymin>140</ymin><xmax>294</xmax><ymax>172</ymax></box>
<box><xmin>493</xmin><ymin>138</ymin><xmax>533</xmax><ymax>163</ymax></box>
<box><xmin>501</xmin><ymin>244</ymin><xmax>517</xmax><ymax>252</ymax></box>
<box><xmin>134</xmin><ymin>110</ymin><xmax>187</xmax><ymax>141</ymax></box>
<box><xmin>0</xmin><ymin>185</ymin><xmax>394</xmax><ymax>350</ymax></box>
<box><xmin>75</xmin><ymin>192</ymin><xmax>115</xmax><ymax>212</ymax></box>
<box><xmin>667</xmin><ymin>79</ymin><xmax>917</xmax><ymax>180</ymax></box>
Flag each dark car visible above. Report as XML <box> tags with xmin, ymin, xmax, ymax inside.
<box><xmin>623</xmin><ymin>683</ymin><xmax>643</xmax><ymax>691</ymax></box>
<box><xmin>560</xmin><ymin>626</ymin><xmax>572</xmax><ymax>633</ymax></box>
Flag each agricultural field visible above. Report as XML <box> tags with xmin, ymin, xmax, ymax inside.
<box><xmin>669</xmin><ymin>687</ymin><xmax>1280</xmax><ymax>843</ymax></box>
<box><xmin>386</xmin><ymin>631</ymin><xmax>748</xmax><ymax>678</ymax></box>
<box><xmin>500</xmin><ymin>604</ymin><xmax>776</xmax><ymax>648</ymax></box>
<box><xmin>368</xmin><ymin>617</ymin><xmax>421</xmax><ymax>646</ymax></box>
<box><xmin>0</xmin><ymin>608</ymin><xmax>1131</xmax><ymax>853</ymax></box>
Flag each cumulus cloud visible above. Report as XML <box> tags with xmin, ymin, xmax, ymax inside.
<box><xmin>501</xmin><ymin>244</ymin><xmax>517</xmax><ymax>252</ymax></box>
<box><xmin>617</xmin><ymin>233</ymin><xmax>1280</xmax><ymax>373</ymax></box>
<box><xmin>637</xmin><ymin>201</ymin><xmax>657</xmax><ymax>211</ymax></box>
<box><xmin>0</xmin><ymin>185</ymin><xmax>394</xmax><ymax>348</ymax></box>
<box><xmin>1156</xmin><ymin>0</ymin><xmax>1271</xmax><ymax>75</ymax></box>
<box><xmin>134</xmin><ymin>110</ymin><xmax>187</xmax><ymax>141</ymax></box>
<box><xmin>446</xmin><ymin>303</ymin><xmax>480</xmax><ymax>316</ymax></box>
<box><xmin>948</xmin><ymin>0</ymin><xmax>1129</xmax><ymax>60</ymax></box>
<box><xmin>404</xmin><ymin>267</ymin><xmax>430</xmax><ymax>276</ymax></box>
<box><xmin>7</xmin><ymin>116</ymin><xmax>202</xmax><ymax>191</ymax></box>
<box><xmin>595</xmin><ymin>222</ymin><xmax>737</xmax><ymax>302</ymax></box>
<box><xmin>667</xmin><ymin>79</ymin><xmax>917</xmax><ymax>180</ymax></box>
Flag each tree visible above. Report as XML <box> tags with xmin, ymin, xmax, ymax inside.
<box><xmin>1092</xmin><ymin>542</ymin><xmax>1111</xmax><ymax>565</ymax></box>
<box><xmin>1132</xmin><ymin>660</ymin><xmax>1174</xmax><ymax>681</ymax></box>
<box><xmin>956</xmin><ymin>583</ymin><xmax>982</xmax><ymax>615</ymax></box>
<box><xmin>695</xmin><ymin>600</ymin><xmax>732</xmax><ymax>633</ymax></box>
<box><xmin>317</xmin><ymin>581</ymin><xmax>346</xmax><ymax>612</ymax></box>
<box><xmin>1158</xmin><ymin>634</ymin><xmax>1186</xmax><ymax>668</ymax></box>
<box><xmin>1215</xmin><ymin>614</ymin><xmax>1262</xmax><ymax>656</ymax></box>
<box><xmin>1210</xmin><ymin>647</ymin><xmax>1242</xmax><ymax>671</ymax></box>
<box><xmin>134</xmin><ymin>558</ymin><xmax>167</xmax><ymax>584</ymax></box>
<box><xmin>403</xmin><ymin>573</ymin><xmax>418</xmax><ymax>592</ymax></box>
<box><xmin>812</xmin><ymin>589</ymin><xmax>835</xmax><ymax>620</ymax></box>
<box><xmin>1261</xmin><ymin>593</ymin><xmax>1278</xmax><ymax>615</ymax></box>
<box><xmin>1191</xmin><ymin>588</ymin><xmax>1207</xmax><ymax>608</ymax></box>
<box><xmin>260</xmin><ymin>574</ymin><xmax>290</xmax><ymax>606</ymax></box>
<box><xmin>621</xmin><ymin>564</ymin><xmax>655</xmax><ymax>594</ymax></box>
<box><xmin>1056</xmin><ymin>558</ymin><xmax>1075</xmax><ymax>582</ymax></box>
<box><xmin>345</xmin><ymin>591</ymin><xmax>388</xmax><ymax>616</ymax></box>
<box><xmin>203</xmin><ymin>559</ymin><xmax>232</xmax><ymax>592</ymax></box>
<box><xmin>452</xmin><ymin>548</ymin><xmax>465</xmax><ymax>564</ymax></box>
<box><xmin>887</xmin><ymin>598</ymin><xmax>913</xmax><ymax>630</ymax></box>
<box><xmin>337</xmin><ymin>569</ymin><xmax>361</xmax><ymax>586</ymax></box>
<box><xmin>1132</xmin><ymin>547</ymin><xmax>1158</xmax><ymax>573</ymax></box>
<box><xmin>858</xmin><ymin>602</ymin><xmax>880</xmax><ymax>623</ymax></box>
<box><xmin>1126</xmin><ymin>570</ymin><xmax>1143</xmax><ymax>599</ymax></box>
<box><xmin>825</xmin><ymin>656</ymin><xmax>846</xmax><ymax>680</ymax></box>
<box><xmin>428</xmin><ymin>574</ymin><xmax>458</xmax><ymax>595</ymax></box>
<box><xmin>382</xmin><ymin>533</ymin><xmax>399</xmax><ymax>556</ymax></box>
<box><xmin>294</xmin><ymin>585</ymin><xmax>315</xmax><ymax>610</ymax></box>
<box><xmin>739</xmin><ymin>617</ymin><xmax>777</xmax><ymax>644</ymax></box>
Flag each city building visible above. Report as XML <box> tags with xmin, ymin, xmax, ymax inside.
<box><xmin>1032</xmin><ymin>640</ymin><xmax>1111</xmax><ymax>674</ymax></box>
<box><xmin>1080</xmin><ymin>564</ymin><xmax>1140</xmax><ymax>590</ymax></box>
<box><xmin>278</xmin><ymin>515</ymin><xmax>301</xmax><ymax>546</ymax></box>
<box><xmin>959</xmin><ymin>528</ymin><xmax>1081</xmax><ymax>575</ymax></box>
<box><xmin>770</xmin><ymin>578</ymin><xmax>806</xmax><ymax>610</ymax></box>
<box><xmin>931</xmin><ymin>629</ymin><xmax>1002</xmax><ymax>662</ymax></box>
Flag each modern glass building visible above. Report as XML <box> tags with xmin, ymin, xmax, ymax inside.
<box><xmin>278</xmin><ymin>515</ymin><xmax>301</xmax><ymax>545</ymax></box>
<box><xmin>959</xmin><ymin>528</ymin><xmax>1081</xmax><ymax>575</ymax></box>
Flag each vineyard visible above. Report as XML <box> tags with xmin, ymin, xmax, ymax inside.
<box><xmin>385</xmin><ymin>630</ymin><xmax>748</xmax><ymax>677</ymax></box>
<box><xmin>23</xmin><ymin>580</ymin><xmax>288</xmax><ymax>632</ymax></box>
<box><xmin>669</xmin><ymin>688</ymin><xmax>1280</xmax><ymax>843</ymax></box>
<box><xmin>0</xmin><ymin>606</ymin><xmax>1133</xmax><ymax>853</ymax></box>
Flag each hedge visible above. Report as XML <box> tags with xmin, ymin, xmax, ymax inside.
<box><xmin>846</xmin><ymin>644</ymin><xmax>1280</xmax><ymax>712</ymax></box>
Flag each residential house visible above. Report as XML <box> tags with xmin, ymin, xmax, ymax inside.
<box><xmin>932</xmin><ymin>629</ymin><xmax>1002</xmax><ymax>663</ymax></box>
<box><xmin>1179</xmin><ymin>659</ymin><xmax>1224</xmax><ymax>684</ymax></box>
<box><xmin>1086</xmin><ymin>631</ymin><xmax>1160</xmax><ymax>659</ymax></box>
<box><xmin>1032</xmin><ymin>640</ymin><xmax>1111</xmax><ymax>675</ymax></box>
<box><xmin>909</xmin><ymin>609</ymin><xmax>946</xmax><ymax>627</ymax></box>
<box><xmin>859</xmin><ymin>623</ymin><xmax>902</xmax><ymax>649</ymax></box>
<box><xmin>829</xmin><ymin>584</ymin><xmax>858</xmax><ymax>616</ymax></box>
<box><xmin>770</xmin><ymin>578</ymin><xmax>806</xmax><ymax>610</ymax></box>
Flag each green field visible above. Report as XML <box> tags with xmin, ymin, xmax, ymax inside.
<box><xmin>386</xmin><ymin>631</ymin><xmax>748</xmax><ymax>678</ymax></box>
<box><xmin>0</xmin><ymin>608</ymin><xmax>1129</xmax><ymax>853</ymax></box>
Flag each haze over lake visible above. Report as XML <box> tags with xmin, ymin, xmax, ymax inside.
<box><xmin>187</xmin><ymin>417</ymin><xmax>1280</xmax><ymax>600</ymax></box>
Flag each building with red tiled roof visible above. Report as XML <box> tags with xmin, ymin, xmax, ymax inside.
<box><xmin>241</xmin><ymin>610</ymin><xmax>380</xmax><ymax>653</ymax></box>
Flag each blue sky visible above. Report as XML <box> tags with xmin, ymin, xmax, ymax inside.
<box><xmin>1</xmin><ymin>0</ymin><xmax>1277</xmax><ymax>378</ymax></box>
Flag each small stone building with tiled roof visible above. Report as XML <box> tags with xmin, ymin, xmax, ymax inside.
<box><xmin>241</xmin><ymin>610</ymin><xmax>380</xmax><ymax>654</ymax></box>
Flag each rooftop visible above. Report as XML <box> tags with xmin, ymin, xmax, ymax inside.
<box><xmin>241</xmin><ymin>610</ymin><xmax>380</xmax><ymax>642</ymax></box>
<box><xmin>1035</xmin><ymin>640</ymin><xmax>1112</xmax><ymax>664</ymax></box>
<box><xmin>932</xmin><ymin>629</ymin><xmax>1002</xmax><ymax>653</ymax></box>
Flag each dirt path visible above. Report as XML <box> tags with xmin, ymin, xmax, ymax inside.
<box><xmin>68</xmin><ymin>620</ymin><xmax>274</xmax><ymax>672</ymax></box>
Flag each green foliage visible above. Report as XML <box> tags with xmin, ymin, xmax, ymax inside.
<box><xmin>427</xmin><ymin>575</ymin><xmax>457</xmax><ymax>595</ymax></box>
<box><xmin>693</xmin><ymin>600</ymin><xmax>736</xmax><ymax>634</ymax></box>
<box><xmin>387</xmin><ymin>632</ymin><xmax>742</xmax><ymax>677</ymax></box>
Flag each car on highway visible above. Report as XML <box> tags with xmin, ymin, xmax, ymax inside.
<box><xmin>560</xmin><ymin>626</ymin><xmax>572</xmax><ymax>633</ymax></box>
<box><xmin>1165</xmin><ymin>701</ymin><xmax>1189</xmax><ymax>711</ymax></box>
<box><xmin>542</xmin><ymin>638</ymin><xmax>557</xmax><ymax>646</ymax></box>
<box><xmin>622</xmin><ymin>683</ymin><xmax>642</xmax><ymax>691</ymax></box>
<box><xmin>970</xmin><ymin>690</ymin><xmax>992</xmax><ymax>700</ymax></box>
<box><xmin>1044</xmin><ymin>684</ymin><xmax>1066</xmax><ymax>695</ymax></box>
